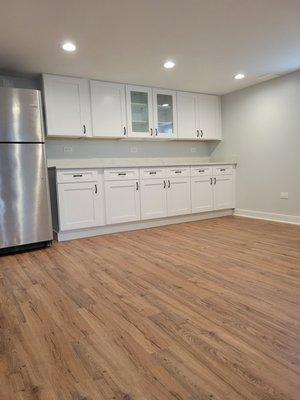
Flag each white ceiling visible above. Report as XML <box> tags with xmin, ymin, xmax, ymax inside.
<box><xmin>1</xmin><ymin>0</ymin><xmax>300</xmax><ymax>94</ymax></box>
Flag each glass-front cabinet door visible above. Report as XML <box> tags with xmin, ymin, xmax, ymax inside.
<box><xmin>126</xmin><ymin>85</ymin><xmax>153</xmax><ymax>138</ymax></box>
<box><xmin>153</xmin><ymin>89</ymin><xmax>177</xmax><ymax>139</ymax></box>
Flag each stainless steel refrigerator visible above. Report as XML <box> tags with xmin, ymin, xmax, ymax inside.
<box><xmin>0</xmin><ymin>87</ymin><xmax>53</xmax><ymax>253</ymax></box>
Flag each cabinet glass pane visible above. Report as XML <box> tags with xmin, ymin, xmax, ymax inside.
<box><xmin>130</xmin><ymin>91</ymin><xmax>149</xmax><ymax>132</ymax></box>
<box><xmin>157</xmin><ymin>94</ymin><xmax>173</xmax><ymax>134</ymax></box>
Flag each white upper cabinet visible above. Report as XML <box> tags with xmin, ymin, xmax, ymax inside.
<box><xmin>90</xmin><ymin>81</ymin><xmax>127</xmax><ymax>138</ymax></box>
<box><xmin>152</xmin><ymin>89</ymin><xmax>177</xmax><ymax>139</ymax></box>
<box><xmin>177</xmin><ymin>91</ymin><xmax>222</xmax><ymax>140</ymax></box>
<box><xmin>43</xmin><ymin>74</ymin><xmax>92</xmax><ymax>137</ymax></box>
<box><xmin>177</xmin><ymin>91</ymin><xmax>198</xmax><ymax>139</ymax></box>
<box><xmin>197</xmin><ymin>94</ymin><xmax>222</xmax><ymax>140</ymax></box>
<box><xmin>126</xmin><ymin>85</ymin><xmax>153</xmax><ymax>138</ymax></box>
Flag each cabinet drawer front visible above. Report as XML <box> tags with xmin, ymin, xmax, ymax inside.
<box><xmin>140</xmin><ymin>167</ymin><xmax>166</xmax><ymax>179</ymax></box>
<box><xmin>191</xmin><ymin>166</ymin><xmax>212</xmax><ymax>176</ymax></box>
<box><xmin>104</xmin><ymin>168</ymin><xmax>139</xmax><ymax>181</ymax></box>
<box><xmin>166</xmin><ymin>166</ymin><xmax>191</xmax><ymax>178</ymax></box>
<box><xmin>57</xmin><ymin>170</ymin><xmax>98</xmax><ymax>183</ymax></box>
<box><xmin>213</xmin><ymin>165</ymin><xmax>233</xmax><ymax>175</ymax></box>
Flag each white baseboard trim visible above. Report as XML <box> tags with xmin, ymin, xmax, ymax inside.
<box><xmin>55</xmin><ymin>209</ymin><xmax>233</xmax><ymax>242</ymax></box>
<box><xmin>234</xmin><ymin>209</ymin><xmax>300</xmax><ymax>225</ymax></box>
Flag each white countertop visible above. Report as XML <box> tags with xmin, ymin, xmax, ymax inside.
<box><xmin>47</xmin><ymin>157</ymin><xmax>237</xmax><ymax>169</ymax></box>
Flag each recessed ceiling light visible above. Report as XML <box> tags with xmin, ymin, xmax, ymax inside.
<box><xmin>234</xmin><ymin>73</ymin><xmax>245</xmax><ymax>80</ymax></box>
<box><xmin>164</xmin><ymin>60</ymin><xmax>175</xmax><ymax>69</ymax></box>
<box><xmin>62</xmin><ymin>41</ymin><xmax>76</xmax><ymax>52</ymax></box>
<box><xmin>162</xmin><ymin>103</ymin><xmax>169</xmax><ymax>107</ymax></box>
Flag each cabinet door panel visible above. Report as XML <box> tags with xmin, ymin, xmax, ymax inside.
<box><xmin>90</xmin><ymin>81</ymin><xmax>126</xmax><ymax>138</ymax></box>
<box><xmin>126</xmin><ymin>85</ymin><xmax>153</xmax><ymax>138</ymax></box>
<box><xmin>191</xmin><ymin>176</ymin><xmax>213</xmax><ymax>213</ymax></box>
<box><xmin>197</xmin><ymin>94</ymin><xmax>221</xmax><ymax>140</ymax></box>
<box><xmin>140</xmin><ymin>179</ymin><xmax>167</xmax><ymax>220</ymax></box>
<box><xmin>153</xmin><ymin>89</ymin><xmax>177</xmax><ymax>139</ymax></box>
<box><xmin>167</xmin><ymin>177</ymin><xmax>191</xmax><ymax>216</ymax></box>
<box><xmin>43</xmin><ymin>75</ymin><xmax>91</xmax><ymax>137</ymax></box>
<box><xmin>105</xmin><ymin>180</ymin><xmax>140</xmax><ymax>224</ymax></box>
<box><xmin>58</xmin><ymin>181</ymin><xmax>104</xmax><ymax>231</ymax></box>
<box><xmin>177</xmin><ymin>91</ymin><xmax>198</xmax><ymax>139</ymax></box>
<box><xmin>213</xmin><ymin>176</ymin><xmax>235</xmax><ymax>210</ymax></box>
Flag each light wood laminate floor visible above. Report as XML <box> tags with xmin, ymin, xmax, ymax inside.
<box><xmin>0</xmin><ymin>216</ymin><xmax>299</xmax><ymax>400</ymax></box>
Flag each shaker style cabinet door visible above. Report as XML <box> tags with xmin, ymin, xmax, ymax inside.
<box><xmin>58</xmin><ymin>181</ymin><xmax>104</xmax><ymax>231</ymax></box>
<box><xmin>105</xmin><ymin>180</ymin><xmax>141</xmax><ymax>224</ymax></box>
<box><xmin>191</xmin><ymin>176</ymin><xmax>214</xmax><ymax>213</ymax></box>
<box><xmin>152</xmin><ymin>89</ymin><xmax>177</xmax><ymax>139</ymax></box>
<box><xmin>140</xmin><ymin>179</ymin><xmax>167</xmax><ymax>220</ymax></box>
<box><xmin>213</xmin><ymin>175</ymin><xmax>235</xmax><ymax>210</ymax></box>
<box><xmin>176</xmin><ymin>91</ymin><xmax>198</xmax><ymax>139</ymax></box>
<box><xmin>90</xmin><ymin>80</ymin><xmax>127</xmax><ymax>138</ymax></box>
<box><xmin>43</xmin><ymin>74</ymin><xmax>92</xmax><ymax>137</ymax></box>
<box><xmin>197</xmin><ymin>94</ymin><xmax>222</xmax><ymax>140</ymax></box>
<box><xmin>126</xmin><ymin>85</ymin><xmax>153</xmax><ymax>138</ymax></box>
<box><xmin>166</xmin><ymin>177</ymin><xmax>191</xmax><ymax>216</ymax></box>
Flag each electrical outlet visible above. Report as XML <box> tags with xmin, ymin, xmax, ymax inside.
<box><xmin>190</xmin><ymin>147</ymin><xmax>196</xmax><ymax>153</ymax></box>
<box><xmin>280</xmin><ymin>192</ymin><xmax>289</xmax><ymax>199</ymax></box>
<box><xmin>63</xmin><ymin>146</ymin><xmax>73</xmax><ymax>153</ymax></box>
<box><xmin>130</xmin><ymin>146</ymin><xmax>138</xmax><ymax>153</ymax></box>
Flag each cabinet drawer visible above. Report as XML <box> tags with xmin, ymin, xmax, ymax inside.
<box><xmin>57</xmin><ymin>170</ymin><xmax>98</xmax><ymax>183</ymax></box>
<box><xmin>191</xmin><ymin>166</ymin><xmax>212</xmax><ymax>177</ymax></box>
<box><xmin>140</xmin><ymin>167</ymin><xmax>166</xmax><ymax>179</ymax></box>
<box><xmin>166</xmin><ymin>166</ymin><xmax>191</xmax><ymax>178</ymax></box>
<box><xmin>104</xmin><ymin>168</ymin><xmax>139</xmax><ymax>181</ymax></box>
<box><xmin>213</xmin><ymin>165</ymin><xmax>233</xmax><ymax>175</ymax></box>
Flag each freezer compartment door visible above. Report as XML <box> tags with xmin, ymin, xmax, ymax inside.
<box><xmin>0</xmin><ymin>143</ymin><xmax>53</xmax><ymax>249</ymax></box>
<box><xmin>0</xmin><ymin>87</ymin><xmax>44</xmax><ymax>143</ymax></box>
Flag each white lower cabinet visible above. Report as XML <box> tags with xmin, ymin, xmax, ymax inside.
<box><xmin>57</xmin><ymin>178</ymin><xmax>105</xmax><ymax>231</ymax></box>
<box><xmin>105</xmin><ymin>179</ymin><xmax>141</xmax><ymax>224</ymax></box>
<box><xmin>191</xmin><ymin>176</ymin><xmax>214</xmax><ymax>213</ymax></box>
<box><xmin>167</xmin><ymin>177</ymin><xmax>191</xmax><ymax>216</ymax></box>
<box><xmin>52</xmin><ymin>165</ymin><xmax>235</xmax><ymax>238</ymax></box>
<box><xmin>213</xmin><ymin>175</ymin><xmax>235</xmax><ymax>210</ymax></box>
<box><xmin>140</xmin><ymin>179</ymin><xmax>167</xmax><ymax>220</ymax></box>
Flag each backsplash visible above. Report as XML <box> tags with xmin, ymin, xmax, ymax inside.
<box><xmin>45</xmin><ymin>138</ymin><xmax>212</xmax><ymax>160</ymax></box>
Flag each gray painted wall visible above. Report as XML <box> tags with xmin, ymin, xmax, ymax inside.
<box><xmin>211</xmin><ymin>70</ymin><xmax>300</xmax><ymax>217</ymax></box>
